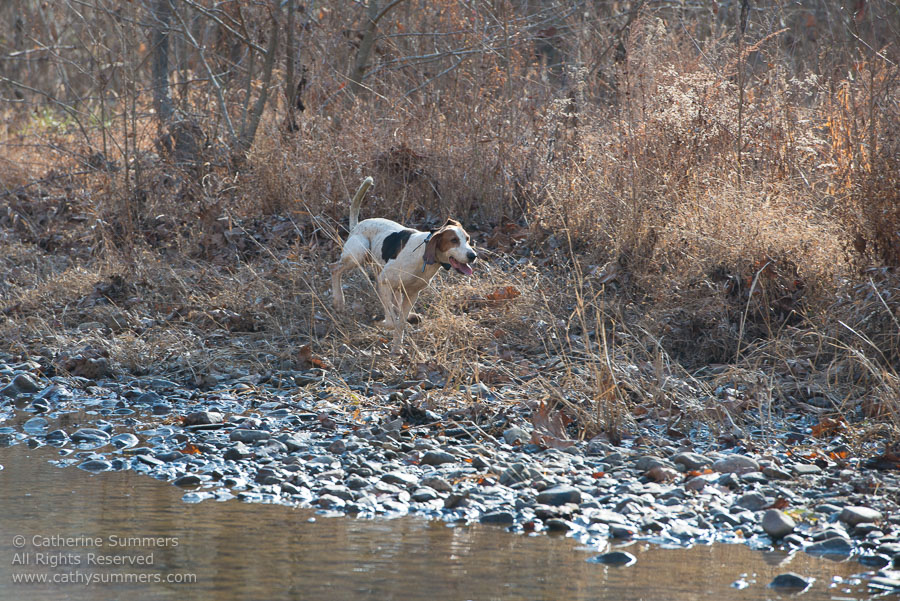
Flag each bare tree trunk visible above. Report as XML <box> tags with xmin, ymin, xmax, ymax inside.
<box><xmin>151</xmin><ymin>0</ymin><xmax>174</xmax><ymax>125</ymax></box>
<box><xmin>238</xmin><ymin>14</ymin><xmax>279</xmax><ymax>153</ymax></box>
<box><xmin>349</xmin><ymin>0</ymin><xmax>406</xmax><ymax>95</ymax></box>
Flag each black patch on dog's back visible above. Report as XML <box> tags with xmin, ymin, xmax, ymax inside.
<box><xmin>381</xmin><ymin>229</ymin><xmax>415</xmax><ymax>262</ymax></box>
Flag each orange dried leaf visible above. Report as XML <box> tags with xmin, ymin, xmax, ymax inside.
<box><xmin>181</xmin><ymin>443</ymin><xmax>201</xmax><ymax>455</ymax></box>
<box><xmin>485</xmin><ymin>286</ymin><xmax>521</xmax><ymax>302</ymax></box>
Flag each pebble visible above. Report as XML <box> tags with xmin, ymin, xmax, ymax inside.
<box><xmin>712</xmin><ymin>455</ymin><xmax>759</xmax><ymax>474</ymax></box>
<box><xmin>536</xmin><ymin>485</ymin><xmax>581</xmax><ymax>506</ymax></box>
<box><xmin>110</xmin><ymin>433</ymin><xmax>139</xmax><ymax>449</ymax></box>
<box><xmin>769</xmin><ymin>573</ymin><xmax>811</xmax><ymax>591</ymax></box>
<box><xmin>839</xmin><ymin>506</ymin><xmax>883</xmax><ymax>526</ymax></box>
<box><xmin>806</xmin><ymin>537</ymin><xmax>853</xmax><ymax>557</ymax></box>
<box><xmin>173</xmin><ymin>475</ymin><xmax>202</xmax><ymax>487</ymax></box>
<box><xmin>23</xmin><ymin>417</ymin><xmax>48</xmax><ymax>433</ymax></box>
<box><xmin>502</xmin><ymin>427</ymin><xmax>531</xmax><ymax>445</ymax></box>
<box><xmin>71</xmin><ymin>428</ymin><xmax>111</xmax><ymax>443</ymax></box>
<box><xmin>480</xmin><ymin>511</ymin><xmax>515</xmax><ymax>525</ymax></box>
<box><xmin>671</xmin><ymin>452</ymin><xmax>712</xmax><ymax>470</ymax></box>
<box><xmin>589</xmin><ymin>552</ymin><xmax>636</xmax><ymax>566</ymax></box>
<box><xmin>421</xmin><ymin>450</ymin><xmax>456</xmax><ymax>465</ymax></box>
<box><xmin>230</xmin><ymin>429</ymin><xmax>271</xmax><ymax>443</ymax></box>
<box><xmin>78</xmin><ymin>459</ymin><xmax>112</xmax><ymax>472</ymax></box>
<box><xmin>762</xmin><ymin>509</ymin><xmax>795</xmax><ymax>540</ymax></box>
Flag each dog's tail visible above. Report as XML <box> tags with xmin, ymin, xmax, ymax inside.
<box><xmin>349</xmin><ymin>176</ymin><xmax>374</xmax><ymax>231</ymax></box>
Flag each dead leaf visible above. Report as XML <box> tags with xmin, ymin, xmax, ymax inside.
<box><xmin>485</xmin><ymin>286</ymin><xmax>521</xmax><ymax>302</ymax></box>
<box><xmin>530</xmin><ymin>401</ymin><xmax>574</xmax><ymax>449</ymax></box>
<box><xmin>299</xmin><ymin>344</ymin><xmax>329</xmax><ymax>369</ymax></box>
<box><xmin>811</xmin><ymin>417</ymin><xmax>846</xmax><ymax>438</ymax></box>
<box><xmin>180</xmin><ymin>443</ymin><xmax>201</xmax><ymax>455</ymax></box>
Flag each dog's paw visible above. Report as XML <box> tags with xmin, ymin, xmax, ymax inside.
<box><xmin>406</xmin><ymin>312</ymin><xmax>423</xmax><ymax>325</ymax></box>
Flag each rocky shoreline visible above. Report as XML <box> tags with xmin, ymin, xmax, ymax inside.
<box><xmin>2</xmin><ymin>358</ymin><xmax>899</xmax><ymax>593</ymax></box>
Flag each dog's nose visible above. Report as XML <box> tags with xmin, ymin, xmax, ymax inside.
<box><xmin>467</xmin><ymin>251</ymin><xmax>478</xmax><ymax>262</ymax></box>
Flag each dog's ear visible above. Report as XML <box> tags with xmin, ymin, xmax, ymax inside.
<box><xmin>424</xmin><ymin>220</ymin><xmax>454</xmax><ymax>265</ymax></box>
<box><xmin>423</xmin><ymin>231</ymin><xmax>441</xmax><ymax>265</ymax></box>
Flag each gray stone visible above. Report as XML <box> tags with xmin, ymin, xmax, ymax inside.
<box><xmin>791</xmin><ymin>463</ymin><xmax>822</xmax><ymax>476</ymax></box>
<box><xmin>589</xmin><ymin>551</ymin><xmax>636</xmax><ymax>566</ymax></box>
<box><xmin>327</xmin><ymin>439</ymin><xmax>346</xmax><ymax>454</ymax></box>
<box><xmin>411</xmin><ymin>488</ymin><xmax>440</xmax><ymax>503</ymax></box>
<box><xmin>173</xmin><ymin>475</ymin><xmax>202</xmax><ymax>487</ymax></box>
<box><xmin>839</xmin><ymin>506</ymin><xmax>883</xmax><ymax>526</ymax></box>
<box><xmin>421</xmin><ymin>476</ymin><xmax>452</xmax><ymax>492</ymax></box>
<box><xmin>762</xmin><ymin>509</ymin><xmax>796</xmax><ymax>540</ymax></box>
<box><xmin>734</xmin><ymin>492</ymin><xmax>770</xmax><ymax>511</ymax></box>
<box><xmin>712</xmin><ymin>455</ymin><xmax>759</xmax><ymax>474</ymax></box>
<box><xmin>634</xmin><ymin>455</ymin><xmax>676</xmax><ymax>471</ymax></box>
<box><xmin>545</xmin><ymin>518</ymin><xmax>570</xmax><ymax>532</ymax></box>
<box><xmin>500</xmin><ymin>463</ymin><xmax>539</xmax><ymax>486</ymax></box>
<box><xmin>762</xmin><ymin>466</ymin><xmax>793</xmax><ymax>480</ymax></box>
<box><xmin>22</xmin><ymin>417</ymin><xmax>48</xmax><ymax>434</ymax></box>
<box><xmin>421</xmin><ymin>450</ymin><xmax>456</xmax><ymax>465</ymax></box>
<box><xmin>806</xmin><ymin>537</ymin><xmax>852</xmax><ymax>557</ymax></box>
<box><xmin>110</xmin><ymin>433</ymin><xmax>139</xmax><ymax>449</ymax></box>
<box><xmin>480</xmin><ymin>510</ymin><xmax>515</xmax><ymax>525</ymax></box>
<box><xmin>45</xmin><ymin>430</ymin><xmax>69</xmax><ymax>443</ymax></box>
<box><xmin>672</xmin><ymin>452</ymin><xmax>712</xmax><ymax>471</ymax></box>
<box><xmin>382</xmin><ymin>471</ymin><xmax>418</xmax><ymax>487</ymax></box>
<box><xmin>224</xmin><ymin>443</ymin><xmax>252</xmax><ymax>461</ymax></box>
<box><xmin>12</xmin><ymin>373</ymin><xmax>40</xmax><ymax>393</ymax></box>
<box><xmin>229</xmin><ymin>429</ymin><xmax>271</xmax><ymax>443</ymax></box>
<box><xmin>183</xmin><ymin>411</ymin><xmax>223</xmax><ymax>426</ymax></box>
<box><xmin>71</xmin><ymin>428</ymin><xmax>111</xmax><ymax>443</ymax></box>
<box><xmin>502</xmin><ymin>427</ymin><xmax>531</xmax><ymax>445</ymax></box>
<box><xmin>869</xmin><ymin>577</ymin><xmax>900</xmax><ymax>591</ymax></box>
<box><xmin>769</xmin><ymin>573</ymin><xmax>811</xmax><ymax>591</ymax></box>
<box><xmin>536</xmin><ymin>485</ymin><xmax>581</xmax><ymax>506</ymax></box>
<box><xmin>78</xmin><ymin>459</ymin><xmax>112</xmax><ymax>472</ymax></box>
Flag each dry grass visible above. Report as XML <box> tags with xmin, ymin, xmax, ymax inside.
<box><xmin>1</xmin><ymin>1</ymin><xmax>899</xmax><ymax>442</ymax></box>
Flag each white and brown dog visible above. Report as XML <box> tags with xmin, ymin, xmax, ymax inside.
<box><xmin>331</xmin><ymin>177</ymin><xmax>478</xmax><ymax>352</ymax></box>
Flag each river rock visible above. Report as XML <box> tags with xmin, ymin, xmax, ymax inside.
<box><xmin>230</xmin><ymin>429</ymin><xmax>271</xmax><ymax>443</ymax></box>
<box><xmin>712</xmin><ymin>455</ymin><xmax>759</xmax><ymax>474</ymax></box>
<box><xmin>769</xmin><ymin>573</ymin><xmax>811</xmax><ymax>591</ymax></box>
<box><xmin>78</xmin><ymin>459</ymin><xmax>112</xmax><ymax>472</ymax></box>
<box><xmin>421</xmin><ymin>450</ymin><xmax>456</xmax><ymax>465</ymax></box>
<box><xmin>672</xmin><ymin>452</ymin><xmax>712</xmax><ymax>471</ymax></box>
<box><xmin>502</xmin><ymin>427</ymin><xmax>531</xmax><ymax>445</ymax></box>
<box><xmin>536</xmin><ymin>485</ymin><xmax>581</xmax><ymax>506</ymax></box>
<box><xmin>806</xmin><ymin>536</ymin><xmax>852</xmax><ymax>557</ymax></box>
<box><xmin>589</xmin><ymin>551</ymin><xmax>636</xmax><ymax>566</ymax></box>
<box><xmin>173</xmin><ymin>474</ymin><xmax>202</xmax><ymax>487</ymax></box>
<box><xmin>838</xmin><ymin>506</ymin><xmax>883</xmax><ymax>526</ymax></box>
<box><xmin>734</xmin><ymin>492</ymin><xmax>770</xmax><ymax>511</ymax></box>
<box><xmin>421</xmin><ymin>476</ymin><xmax>452</xmax><ymax>492</ymax></box>
<box><xmin>762</xmin><ymin>509</ymin><xmax>796</xmax><ymax>539</ymax></box>
<box><xmin>12</xmin><ymin>373</ymin><xmax>40</xmax><ymax>393</ymax></box>
<box><xmin>71</xmin><ymin>428</ymin><xmax>111</xmax><ymax>443</ymax></box>
<box><xmin>23</xmin><ymin>417</ymin><xmax>48</xmax><ymax>433</ymax></box>
<box><xmin>183</xmin><ymin>411</ymin><xmax>223</xmax><ymax>426</ymax></box>
<box><xmin>480</xmin><ymin>510</ymin><xmax>515</xmax><ymax>525</ymax></box>
<box><xmin>110</xmin><ymin>433</ymin><xmax>139</xmax><ymax>448</ymax></box>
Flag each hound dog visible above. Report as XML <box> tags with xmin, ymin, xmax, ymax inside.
<box><xmin>331</xmin><ymin>177</ymin><xmax>478</xmax><ymax>353</ymax></box>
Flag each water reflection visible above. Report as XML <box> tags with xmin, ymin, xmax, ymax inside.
<box><xmin>0</xmin><ymin>445</ymin><xmax>871</xmax><ymax>601</ymax></box>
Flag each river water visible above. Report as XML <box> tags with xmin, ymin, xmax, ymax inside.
<box><xmin>0</xmin><ymin>444</ymin><xmax>876</xmax><ymax>600</ymax></box>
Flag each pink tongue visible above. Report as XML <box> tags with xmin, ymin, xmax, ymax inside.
<box><xmin>450</xmin><ymin>257</ymin><xmax>473</xmax><ymax>275</ymax></box>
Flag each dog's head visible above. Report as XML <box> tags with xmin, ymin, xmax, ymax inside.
<box><xmin>424</xmin><ymin>218</ymin><xmax>478</xmax><ymax>275</ymax></box>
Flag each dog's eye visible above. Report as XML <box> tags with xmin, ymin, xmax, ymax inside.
<box><xmin>449</xmin><ymin>236</ymin><xmax>458</xmax><ymax>244</ymax></box>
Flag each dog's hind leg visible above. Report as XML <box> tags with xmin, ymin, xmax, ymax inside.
<box><xmin>331</xmin><ymin>237</ymin><xmax>369</xmax><ymax>311</ymax></box>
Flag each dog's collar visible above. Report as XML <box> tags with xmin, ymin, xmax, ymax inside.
<box><xmin>417</xmin><ymin>232</ymin><xmax>433</xmax><ymax>272</ymax></box>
